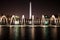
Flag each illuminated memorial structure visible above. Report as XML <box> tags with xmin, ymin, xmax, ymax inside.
<box><xmin>0</xmin><ymin>15</ymin><xmax>8</xmax><ymax>25</ymax></box>
<box><xmin>10</xmin><ymin>15</ymin><xmax>20</xmax><ymax>25</ymax></box>
<box><xmin>0</xmin><ymin>15</ymin><xmax>58</xmax><ymax>25</ymax></box>
<box><xmin>0</xmin><ymin>2</ymin><xmax>59</xmax><ymax>25</ymax></box>
<box><xmin>0</xmin><ymin>2</ymin><xmax>59</xmax><ymax>40</ymax></box>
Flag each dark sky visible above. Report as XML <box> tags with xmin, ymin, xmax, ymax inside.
<box><xmin>0</xmin><ymin>0</ymin><xmax>60</xmax><ymax>18</ymax></box>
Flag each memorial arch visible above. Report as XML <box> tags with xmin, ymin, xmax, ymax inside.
<box><xmin>50</xmin><ymin>15</ymin><xmax>57</xmax><ymax>25</ymax></box>
<box><xmin>0</xmin><ymin>15</ymin><xmax>8</xmax><ymax>24</ymax></box>
<box><xmin>10</xmin><ymin>15</ymin><xmax>16</xmax><ymax>24</ymax></box>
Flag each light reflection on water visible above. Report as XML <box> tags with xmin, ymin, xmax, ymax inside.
<box><xmin>0</xmin><ymin>25</ymin><xmax>58</xmax><ymax>40</ymax></box>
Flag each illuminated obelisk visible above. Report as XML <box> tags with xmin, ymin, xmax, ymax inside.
<box><xmin>29</xmin><ymin>2</ymin><xmax>35</xmax><ymax>40</ymax></box>
<box><xmin>29</xmin><ymin>2</ymin><xmax>32</xmax><ymax>19</ymax></box>
<box><xmin>29</xmin><ymin>2</ymin><xmax>32</xmax><ymax>24</ymax></box>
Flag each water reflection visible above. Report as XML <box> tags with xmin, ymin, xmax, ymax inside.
<box><xmin>0</xmin><ymin>25</ymin><xmax>2</xmax><ymax>36</ymax></box>
<box><xmin>21</xmin><ymin>25</ymin><xmax>25</xmax><ymax>40</ymax></box>
<box><xmin>31</xmin><ymin>25</ymin><xmax>35</xmax><ymax>40</ymax></box>
<box><xmin>0</xmin><ymin>25</ymin><xmax>58</xmax><ymax>40</ymax></box>
<box><xmin>0</xmin><ymin>25</ymin><xmax>10</xmax><ymax>40</ymax></box>
<box><xmin>14</xmin><ymin>25</ymin><xmax>19</xmax><ymax>40</ymax></box>
<box><xmin>10</xmin><ymin>25</ymin><xmax>14</xmax><ymax>40</ymax></box>
<box><xmin>0</xmin><ymin>25</ymin><xmax>2</xmax><ymax>40</ymax></box>
<box><xmin>10</xmin><ymin>25</ymin><xmax>21</xmax><ymax>40</ymax></box>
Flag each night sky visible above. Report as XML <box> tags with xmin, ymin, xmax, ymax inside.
<box><xmin>0</xmin><ymin>0</ymin><xmax>60</xmax><ymax>18</ymax></box>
